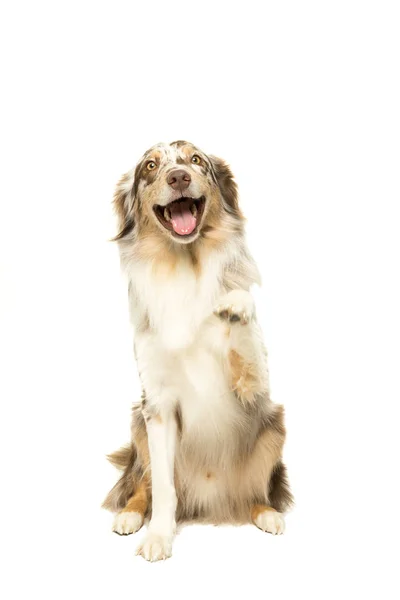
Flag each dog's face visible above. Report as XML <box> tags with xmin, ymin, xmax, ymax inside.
<box><xmin>114</xmin><ymin>141</ymin><xmax>242</xmax><ymax>245</ymax></box>
<box><xmin>135</xmin><ymin>141</ymin><xmax>213</xmax><ymax>242</ymax></box>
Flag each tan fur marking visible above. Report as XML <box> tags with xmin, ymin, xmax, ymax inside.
<box><xmin>251</xmin><ymin>504</ymin><xmax>276</xmax><ymax>521</ymax></box>
<box><xmin>188</xmin><ymin>246</ymin><xmax>201</xmax><ymax>276</ymax></box>
<box><xmin>121</xmin><ymin>479</ymin><xmax>149</xmax><ymax>516</ymax></box>
<box><xmin>246</xmin><ymin>408</ymin><xmax>286</xmax><ymax>475</ymax></box>
<box><xmin>134</xmin><ymin>418</ymin><xmax>150</xmax><ymax>468</ymax></box>
<box><xmin>229</xmin><ymin>349</ymin><xmax>260</xmax><ymax>403</ymax></box>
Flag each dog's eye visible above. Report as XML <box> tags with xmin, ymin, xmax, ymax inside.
<box><xmin>146</xmin><ymin>161</ymin><xmax>157</xmax><ymax>171</ymax></box>
<box><xmin>191</xmin><ymin>155</ymin><xmax>201</xmax><ymax>165</ymax></box>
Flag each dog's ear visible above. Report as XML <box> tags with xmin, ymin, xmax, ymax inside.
<box><xmin>112</xmin><ymin>168</ymin><xmax>136</xmax><ymax>241</ymax></box>
<box><xmin>210</xmin><ymin>156</ymin><xmax>242</xmax><ymax>218</ymax></box>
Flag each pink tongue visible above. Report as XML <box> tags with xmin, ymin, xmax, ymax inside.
<box><xmin>170</xmin><ymin>202</ymin><xmax>196</xmax><ymax>235</ymax></box>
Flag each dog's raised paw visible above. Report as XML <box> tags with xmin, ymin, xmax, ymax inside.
<box><xmin>136</xmin><ymin>532</ymin><xmax>173</xmax><ymax>562</ymax></box>
<box><xmin>113</xmin><ymin>511</ymin><xmax>144</xmax><ymax>536</ymax></box>
<box><xmin>253</xmin><ymin>510</ymin><xmax>285</xmax><ymax>535</ymax></box>
<box><xmin>214</xmin><ymin>290</ymin><xmax>254</xmax><ymax>326</ymax></box>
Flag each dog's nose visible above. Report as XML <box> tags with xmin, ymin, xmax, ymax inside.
<box><xmin>167</xmin><ymin>169</ymin><xmax>191</xmax><ymax>191</ymax></box>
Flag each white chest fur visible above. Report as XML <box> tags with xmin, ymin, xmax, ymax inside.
<box><xmin>130</xmin><ymin>252</ymin><xmax>225</xmax><ymax>351</ymax></box>
<box><xmin>128</xmin><ymin>251</ymin><xmax>244</xmax><ymax>443</ymax></box>
<box><xmin>136</xmin><ymin>319</ymin><xmax>239</xmax><ymax>447</ymax></box>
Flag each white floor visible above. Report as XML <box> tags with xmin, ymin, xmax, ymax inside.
<box><xmin>11</xmin><ymin>502</ymin><xmax>394</xmax><ymax>599</ymax></box>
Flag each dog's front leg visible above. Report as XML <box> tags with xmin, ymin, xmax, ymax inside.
<box><xmin>133</xmin><ymin>334</ymin><xmax>178</xmax><ymax>561</ymax></box>
<box><xmin>135</xmin><ymin>398</ymin><xmax>177</xmax><ymax>561</ymax></box>
<box><xmin>214</xmin><ymin>289</ymin><xmax>270</xmax><ymax>404</ymax></box>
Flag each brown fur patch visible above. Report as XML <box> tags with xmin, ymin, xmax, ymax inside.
<box><xmin>268</xmin><ymin>460</ymin><xmax>294</xmax><ymax>512</ymax></box>
<box><xmin>133</xmin><ymin>411</ymin><xmax>150</xmax><ymax>468</ymax></box>
<box><xmin>102</xmin><ymin>443</ymin><xmax>138</xmax><ymax>512</ymax></box>
<box><xmin>121</xmin><ymin>479</ymin><xmax>149</xmax><ymax>516</ymax></box>
<box><xmin>106</xmin><ymin>444</ymin><xmax>134</xmax><ymax>470</ymax></box>
<box><xmin>102</xmin><ymin>405</ymin><xmax>150</xmax><ymax>513</ymax></box>
<box><xmin>235</xmin><ymin>405</ymin><xmax>286</xmax><ymax>500</ymax></box>
<box><xmin>229</xmin><ymin>349</ymin><xmax>260</xmax><ymax>403</ymax></box>
<box><xmin>170</xmin><ymin>140</ymin><xmax>187</xmax><ymax>148</ymax></box>
<box><xmin>175</xmin><ymin>405</ymin><xmax>183</xmax><ymax>435</ymax></box>
<box><xmin>209</xmin><ymin>155</ymin><xmax>243</xmax><ymax>219</ymax></box>
<box><xmin>112</xmin><ymin>171</ymin><xmax>135</xmax><ymax>241</ymax></box>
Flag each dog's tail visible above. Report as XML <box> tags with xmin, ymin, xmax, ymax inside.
<box><xmin>102</xmin><ymin>444</ymin><xmax>138</xmax><ymax>512</ymax></box>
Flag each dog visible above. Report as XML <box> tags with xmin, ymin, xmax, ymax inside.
<box><xmin>103</xmin><ymin>140</ymin><xmax>293</xmax><ymax>561</ymax></box>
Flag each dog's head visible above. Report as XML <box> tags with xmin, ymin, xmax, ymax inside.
<box><xmin>113</xmin><ymin>141</ymin><xmax>243</xmax><ymax>245</ymax></box>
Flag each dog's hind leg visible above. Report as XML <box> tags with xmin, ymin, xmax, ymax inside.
<box><xmin>245</xmin><ymin>408</ymin><xmax>292</xmax><ymax>532</ymax></box>
<box><xmin>112</xmin><ymin>478</ymin><xmax>149</xmax><ymax>536</ymax></box>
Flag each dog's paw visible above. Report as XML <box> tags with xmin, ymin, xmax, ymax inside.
<box><xmin>136</xmin><ymin>531</ymin><xmax>173</xmax><ymax>562</ymax></box>
<box><xmin>214</xmin><ymin>290</ymin><xmax>254</xmax><ymax>325</ymax></box>
<box><xmin>253</xmin><ymin>509</ymin><xmax>285</xmax><ymax>535</ymax></box>
<box><xmin>112</xmin><ymin>511</ymin><xmax>144</xmax><ymax>536</ymax></box>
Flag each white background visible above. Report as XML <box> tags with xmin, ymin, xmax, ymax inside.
<box><xmin>1</xmin><ymin>1</ymin><xmax>399</xmax><ymax>598</ymax></box>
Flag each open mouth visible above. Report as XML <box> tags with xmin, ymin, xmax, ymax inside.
<box><xmin>153</xmin><ymin>196</ymin><xmax>206</xmax><ymax>237</ymax></box>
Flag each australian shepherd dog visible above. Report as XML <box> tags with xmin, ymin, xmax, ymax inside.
<box><xmin>103</xmin><ymin>140</ymin><xmax>293</xmax><ymax>561</ymax></box>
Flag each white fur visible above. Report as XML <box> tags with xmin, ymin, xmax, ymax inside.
<box><xmin>112</xmin><ymin>511</ymin><xmax>143</xmax><ymax>535</ymax></box>
<box><xmin>129</xmin><ymin>253</ymin><xmax>242</xmax><ymax>561</ymax></box>
<box><xmin>141</xmin><ymin>407</ymin><xmax>177</xmax><ymax>559</ymax></box>
<box><xmin>215</xmin><ymin>289</ymin><xmax>256</xmax><ymax>325</ymax></box>
<box><xmin>136</xmin><ymin>531</ymin><xmax>173</xmax><ymax>562</ymax></box>
<box><xmin>131</xmin><ymin>250</ymin><xmax>226</xmax><ymax>350</ymax></box>
<box><xmin>254</xmin><ymin>510</ymin><xmax>285</xmax><ymax>535</ymax></box>
<box><xmin>130</xmin><ymin>248</ymin><xmax>252</xmax><ymax>437</ymax></box>
<box><xmin>124</xmin><ymin>241</ymin><xmax>268</xmax><ymax>560</ymax></box>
